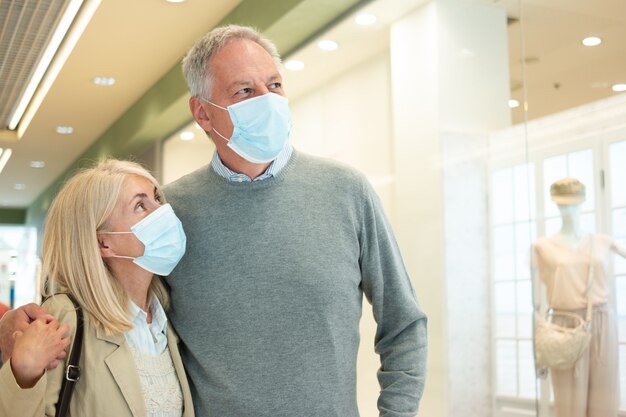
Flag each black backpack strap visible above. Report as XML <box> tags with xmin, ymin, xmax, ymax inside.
<box><xmin>54</xmin><ymin>293</ymin><xmax>84</xmax><ymax>417</ymax></box>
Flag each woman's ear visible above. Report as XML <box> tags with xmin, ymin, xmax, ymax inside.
<box><xmin>98</xmin><ymin>236</ymin><xmax>116</xmax><ymax>258</ymax></box>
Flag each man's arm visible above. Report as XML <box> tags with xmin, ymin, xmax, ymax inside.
<box><xmin>358</xmin><ymin>180</ymin><xmax>428</xmax><ymax>417</ymax></box>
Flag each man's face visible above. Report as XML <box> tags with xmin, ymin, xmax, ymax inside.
<box><xmin>201</xmin><ymin>38</ymin><xmax>286</xmax><ymax>140</ymax></box>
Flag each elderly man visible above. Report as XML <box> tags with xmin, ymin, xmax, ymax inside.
<box><xmin>0</xmin><ymin>25</ymin><xmax>427</xmax><ymax>417</ymax></box>
<box><xmin>166</xmin><ymin>24</ymin><xmax>427</xmax><ymax>416</ymax></box>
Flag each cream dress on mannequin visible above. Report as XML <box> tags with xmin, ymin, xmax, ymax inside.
<box><xmin>532</xmin><ymin>203</ymin><xmax>625</xmax><ymax>417</ymax></box>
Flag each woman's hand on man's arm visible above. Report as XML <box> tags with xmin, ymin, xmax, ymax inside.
<box><xmin>10</xmin><ymin>317</ymin><xmax>70</xmax><ymax>388</ymax></box>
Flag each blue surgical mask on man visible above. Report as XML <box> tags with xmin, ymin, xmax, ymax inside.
<box><xmin>98</xmin><ymin>203</ymin><xmax>187</xmax><ymax>276</ymax></box>
<box><xmin>202</xmin><ymin>93</ymin><xmax>292</xmax><ymax>163</ymax></box>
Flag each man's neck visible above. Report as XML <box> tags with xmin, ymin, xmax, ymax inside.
<box><xmin>217</xmin><ymin>148</ymin><xmax>271</xmax><ymax>179</ymax></box>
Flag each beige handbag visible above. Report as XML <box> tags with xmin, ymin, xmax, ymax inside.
<box><xmin>534</xmin><ymin>261</ymin><xmax>593</xmax><ymax>370</ymax></box>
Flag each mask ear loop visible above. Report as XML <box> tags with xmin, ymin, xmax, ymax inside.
<box><xmin>97</xmin><ymin>231</ymin><xmax>137</xmax><ymax>260</ymax></box>
<box><xmin>197</xmin><ymin>98</ymin><xmax>231</xmax><ymax>142</ymax></box>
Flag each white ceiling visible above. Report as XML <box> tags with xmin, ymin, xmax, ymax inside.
<box><xmin>1</xmin><ymin>0</ymin><xmax>625</xmax><ymax>211</ymax></box>
<box><xmin>0</xmin><ymin>0</ymin><xmax>241</xmax><ymax>208</ymax></box>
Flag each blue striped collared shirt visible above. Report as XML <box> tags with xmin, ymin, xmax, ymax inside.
<box><xmin>124</xmin><ymin>296</ymin><xmax>168</xmax><ymax>356</ymax></box>
<box><xmin>210</xmin><ymin>145</ymin><xmax>293</xmax><ymax>182</ymax></box>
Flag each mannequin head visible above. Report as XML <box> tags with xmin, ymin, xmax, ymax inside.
<box><xmin>550</xmin><ymin>178</ymin><xmax>585</xmax><ymax>239</ymax></box>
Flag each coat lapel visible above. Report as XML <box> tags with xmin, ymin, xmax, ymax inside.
<box><xmin>96</xmin><ymin>327</ymin><xmax>147</xmax><ymax>417</ymax></box>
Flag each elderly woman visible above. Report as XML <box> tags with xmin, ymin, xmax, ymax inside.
<box><xmin>0</xmin><ymin>159</ymin><xmax>193</xmax><ymax>417</ymax></box>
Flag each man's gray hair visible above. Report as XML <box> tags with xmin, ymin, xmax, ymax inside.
<box><xmin>182</xmin><ymin>24</ymin><xmax>282</xmax><ymax>100</ymax></box>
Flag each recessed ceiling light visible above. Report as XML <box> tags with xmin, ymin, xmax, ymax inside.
<box><xmin>56</xmin><ymin>126</ymin><xmax>74</xmax><ymax>134</ymax></box>
<box><xmin>285</xmin><ymin>60</ymin><xmax>305</xmax><ymax>71</ymax></box>
<box><xmin>508</xmin><ymin>99</ymin><xmax>520</xmax><ymax>108</ymax></box>
<box><xmin>582</xmin><ymin>36</ymin><xmax>602</xmax><ymax>47</ymax></box>
<box><xmin>180</xmin><ymin>131</ymin><xmax>195</xmax><ymax>141</ymax></box>
<box><xmin>166</xmin><ymin>0</ymin><xmax>185</xmax><ymax>2</ymax></box>
<box><xmin>14</xmin><ymin>184</ymin><xmax>26</xmax><ymax>191</ymax></box>
<box><xmin>94</xmin><ymin>76</ymin><xmax>115</xmax><ymax>86</ymax></box>
<box><xmin>30</xmin><ymin>160</ymin><xmax>46</xmax><ymax>168</ymax></box>
<box><xmin>355</xmin><ymin>13</ymin><xmax>376</xmax><ymax>26</ymax></box>
<box><xmin>612</xmin><ymin>83</ymin><xmax>626</xmax><ymax>92</ymax></box>
<box><xmin>318</xmin><ymin>40</ymin><xmax>338</xmax><ymax>51</ymax></box>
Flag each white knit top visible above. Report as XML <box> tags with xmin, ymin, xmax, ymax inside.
<box><xmin>130</xmin><ymin>347</ymin><xmax>183</xmax><ymax>417</ymax></box>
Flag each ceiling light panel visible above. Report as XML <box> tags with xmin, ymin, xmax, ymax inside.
<box><xmin>0</xmin><ymin>1</ymin><xmax>79</xmax><ymax>129</ymax></box>
<box><xmin>0</xmin><ymin>148</ymin><xmax>12</xmax><ymax>174</ymax></box>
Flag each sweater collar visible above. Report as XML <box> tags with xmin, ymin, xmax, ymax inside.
<box><xmin>210</xmin><ymin>144</ymin><xmax>293</xmax><ymax>182</ymax></box>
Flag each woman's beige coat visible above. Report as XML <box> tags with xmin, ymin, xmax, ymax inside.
<box><xmin>0</xmin><ymin>295</ymin><xmax>194</xmax><ymax>417</ymax></box>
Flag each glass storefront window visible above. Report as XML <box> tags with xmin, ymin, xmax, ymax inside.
<box><xmin>0</xmin><ymin>226</ymin><xmax>39</xmax><ymax>309</ymax></box>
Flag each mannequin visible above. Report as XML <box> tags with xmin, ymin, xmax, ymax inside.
<box><xmin>531</xmin><ymin>178</ymin><xmax>625</xmax><ymax>417</ymax></box>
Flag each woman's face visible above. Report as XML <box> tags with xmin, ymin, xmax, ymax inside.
<box><xmin>102</xmin><ymin>175</ymin><xmax>163</xmax><ymax>258</ymax></box>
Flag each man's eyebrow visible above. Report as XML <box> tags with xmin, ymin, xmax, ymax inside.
<box><xmin>228</xmin><ymin>80</ymin><xmax>253</xmax><ymax>89</ymax></box>
<box><xmin>227</xmin><ymin>74</ymin><xmax>282</xmax><ymax>90</ymax></box>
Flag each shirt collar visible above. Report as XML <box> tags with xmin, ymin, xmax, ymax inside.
<box><xmin>211</xmin><ymin>144</ymin><xmax>293</xmax><ymax>182</ymax></box>
<box><xmin>128</xmin><ymin>295</ymin><xmax>167</xmax><ymax>334</ymax></box>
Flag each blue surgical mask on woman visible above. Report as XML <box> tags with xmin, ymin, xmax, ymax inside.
<box><xmin>98</xmin><ymin>203</ymin><xmax>186</xmax><ymax>276</ymax></box>
<box><xmin>203</xmin><ymin>93</ymin><xmax>292</xmax><ymax>163</ymax></box>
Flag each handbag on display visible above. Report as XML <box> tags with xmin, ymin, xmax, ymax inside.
<box><xmin>534</xmin><ymin>261</ymin><xmax>593</xmax><ymax>370</ymax></box>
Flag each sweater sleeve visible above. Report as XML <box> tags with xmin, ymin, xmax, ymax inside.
<box><xmin>358</xmin><ymin>179</ymin><xmax>428</xmax><ymax>417</ymax></box>
<box><xmin>0</xmin><ymin>295</ymin><xmax>77</xmax><ymax>417</ymax></box>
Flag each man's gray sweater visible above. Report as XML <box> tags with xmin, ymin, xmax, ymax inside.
<box><xmin>164</xmin><ymin>151</ymin><xmax>427</xmax><ymax>417</ymax></box>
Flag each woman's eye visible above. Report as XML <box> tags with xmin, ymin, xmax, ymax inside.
<box><xmin>155</xmin><ymin>194</ymin><xmax>163</xmax><ymax>204</ymax></box>
<box><xmin>135</xmin><ymin>202</ymin><xmax>146</xmax><ymax>212</ymax></box>
<box><xmin>269</xmin><ymin>82</ymin><xmax>282</xmax><ymax>90</ymax></box>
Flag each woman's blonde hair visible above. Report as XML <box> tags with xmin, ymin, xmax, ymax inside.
<box><xmin>42</xmin><ymin>159</ymin><xmax>170</xmax><ymax>335</ymax></box>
